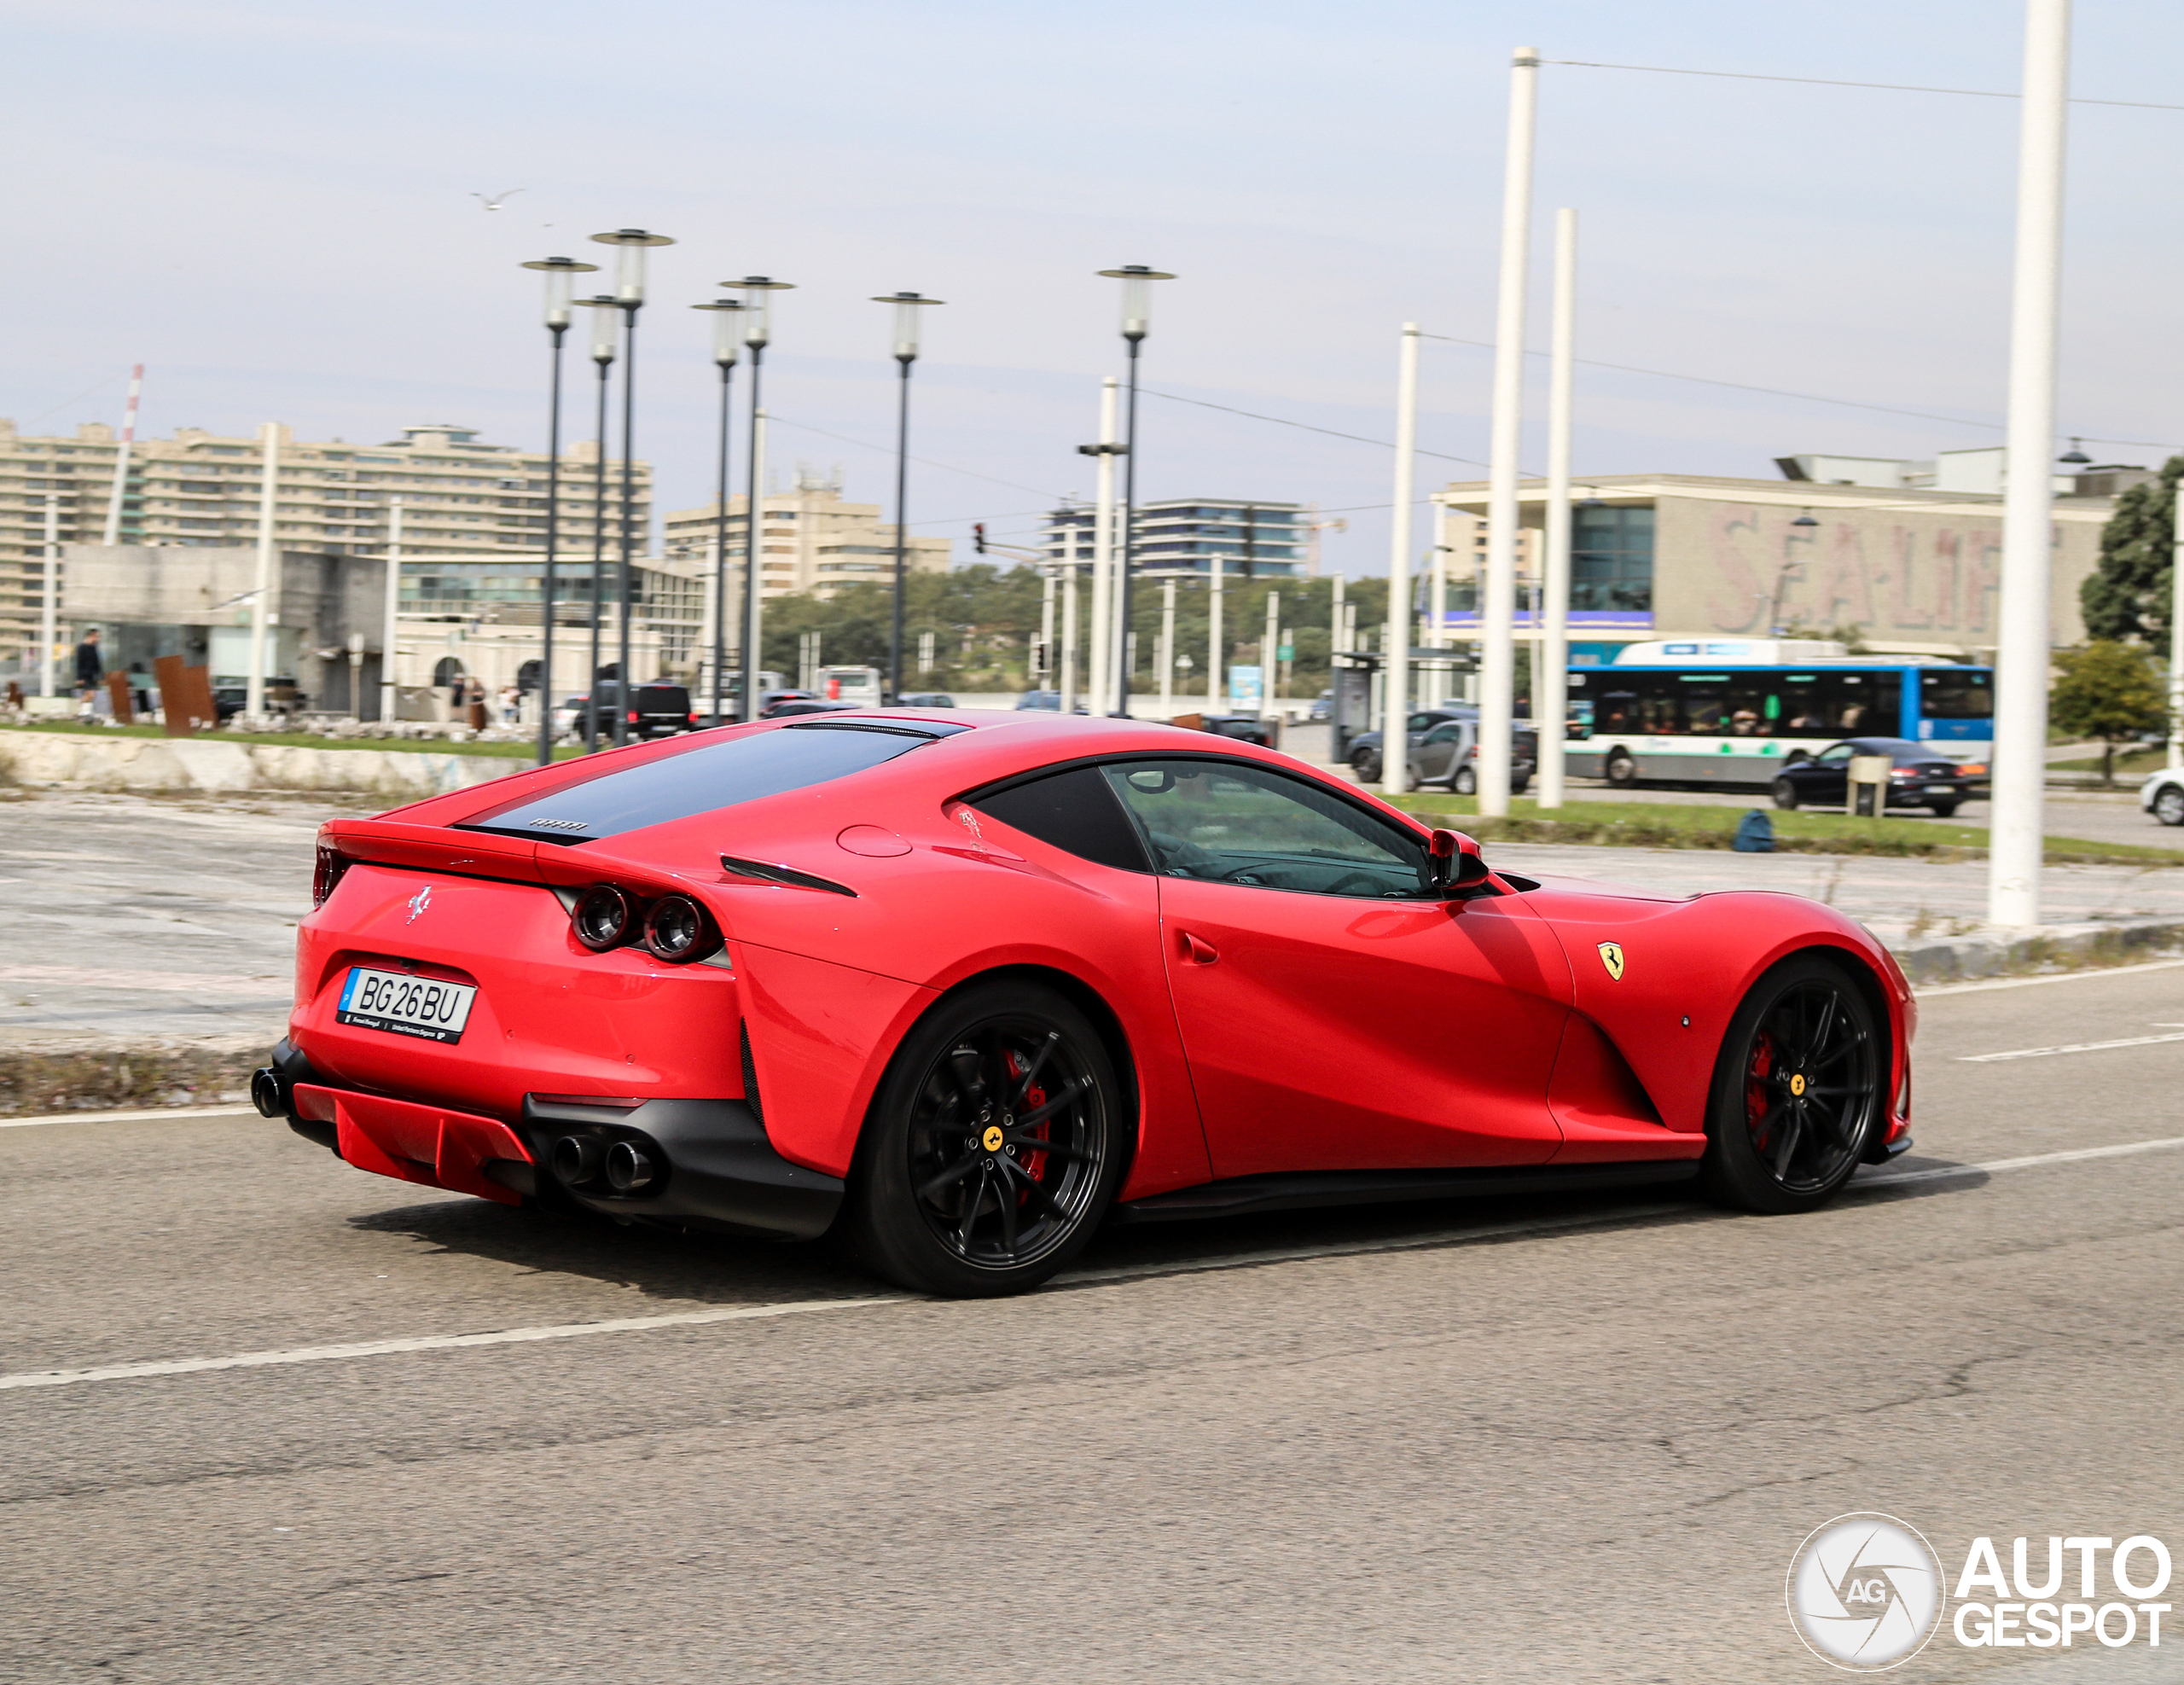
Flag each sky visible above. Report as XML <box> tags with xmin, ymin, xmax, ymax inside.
<box><xmin>7</xmin><ymin>0</ymin><xmax>2184</xmax><ymax>576</ymax></box>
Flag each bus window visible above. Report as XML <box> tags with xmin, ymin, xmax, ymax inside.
<box><xmin>1920</xmin><ymin>669</ymin><xmax>1994</xmax><ymax>718</ymax></box>
<box><xmin>1678</xmin><ymin>676</ymin><xmax>1728</xmax><ymax>735</ymax></box>
<box><xmin>1596</xmin><ymin>687</ymin><xmax>1637</xmax><ymax>734</ymax></box>
<box><xmin>1813</xmin><ymin>671</ymin><xmax>1902</xmax><ymax>733</ymax></box>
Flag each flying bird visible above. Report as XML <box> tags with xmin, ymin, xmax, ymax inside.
<box><xmin>471</xmin><ymin>189</ymin><xmax>526</xmax><ymax>212</ymax></box>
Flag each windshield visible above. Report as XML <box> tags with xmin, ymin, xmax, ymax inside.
<box><xmin>458</xmin><ymin>722</ymin><xmax>950</xmax><ymax>843</ymax></box>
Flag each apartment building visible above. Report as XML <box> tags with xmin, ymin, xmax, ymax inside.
<box><xmin>1040</xmin><ymin>497</ymin><xmax>1310</xmax><ymax>578</ymax></box>
<box><xmin>2</xmin><ymin>417</ymin><xmax>649</xmax><ymax>667</ymax></box>
<box><xmin>661</xmin><ymin>468</ymin><xmax>949</xmax><ymax>601</ymax></box>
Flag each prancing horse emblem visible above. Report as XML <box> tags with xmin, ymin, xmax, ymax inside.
<box><xmin>1597</xmin><ymin>941</ymin><xmax>1624</xmax><ymax>981</ymax></box>
<box><xmin>406</xmin><ymin>885</ymin><xmax>433</xmax><ymax>924</ymax></box>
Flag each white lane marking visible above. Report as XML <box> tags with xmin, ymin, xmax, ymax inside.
<box><xmin>1957</xmin><ymin>1031</ymin><xmax>2184</xmax><ymax>1063</ymax></box>
<box><xmin>0</xmin><ymin>1104</ymin><xmax>257</xmax><ymax>1130</ymax></box>
<box><xmin>1920</xmin><ymin>958</ymin><xmax>2184</xmax><ymax>997</ymax></box>
<box><xmin>0</xmin><ymin>1295</ymin><xmax>899</xmax><ymax>1393</ymax></box>
<box><xmin>1860</xmin><ymin>1135</ymin><xmax>2184</xmax><ymax>1186</ymax></box>
<box><xmin>5</xmin><ymin>1134</ymin><xmax>2181</xmax><ymax>1396</ymax></box>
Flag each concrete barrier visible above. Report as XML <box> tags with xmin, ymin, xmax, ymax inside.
<box><xmin>0</xmin><ymin>730</ymin><xmax>522</xmax><ymax>798</ymax></box>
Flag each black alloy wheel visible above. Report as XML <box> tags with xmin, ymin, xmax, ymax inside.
<box><xmin>1702</xmin><ymin>955</ymin><xmax>1884</xmax><ymax>1215</ymax></box>
<box><xmin>2156</xmin><ymin>784</ymin><xmax>2184</xmax><ymax>827</ymax></box>
<box><xmin>1352</xmin><ymin>750</ymin><xmax>1383</xmax><ymax>785</ymax></box>
<box><xmin>845</xmin><ymin>981</ymin><xmax>1125</xmax><ymax>1296</ymax></box>
<box><xmin>1604</xmin><ymin>750</ymin><xmax>1636</xmax><ymax>787</ymax></box>
<box><xmin>1453</xmin><ymin>765</ymin><xmax>1478</xmax><ymax>796</ymax></box>
<box><xmin>1770</xmin><ymin>776</ymin><xmax>1800</xmax><ymax>811</ymax></box>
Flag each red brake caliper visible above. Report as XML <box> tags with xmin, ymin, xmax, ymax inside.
<box><xmin>1745</xmin><ymin>1032</ymin><xmax>1775</xmax><ymax>1151</ymax></box>
<box><xmin>1002</xmin><ymin>1049</ymin><xmax>1051</xmax><ymax>1196</ymax></box>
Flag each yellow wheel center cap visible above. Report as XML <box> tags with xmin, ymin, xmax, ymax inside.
<box><xmin>982</xmin><ymin>1124</ymin><xmax>1005</xmax><ymax>1153</ymax></box>
<box><xmin>1789</xmin><ymin>1072</ymin><xmax>1806</xmax><ymax>1096</ymax></box>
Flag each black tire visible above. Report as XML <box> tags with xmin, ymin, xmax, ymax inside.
<box><xmin>1770</xmin><ymin>776</ymin><xmax>1800</xmax><ymax>811</ymax></box>
<box><xmin>2156</xmin><ymin>784</ymin><xmax>2184</xmax><ymax>827</ymax></box>
<box><xmin>1701</xmin><ymin>956</ymin><xmax>1885</xmax><ymax>1215</ymax></box>
<box><xmin>1351</xmin><ymin>750</ymin><xmax>1382</xmax><ymax>785</ymax></box>
<box><xmin>1927</xmin><ymin>799</ymin><xmax>1960</xmax><ymax>818</ymax></box>
<box><xmin>1452</xmin><ymin>765</ymin><xmax>1477</xmax><ymax>796</ymax></box>
<box><xmin>1604</xmin><ymin>750</ymin><xmax>1637</xmax><ymax>787</ymax></box>
<box><xmin>843</xmin><ymin>980</ymin><xmax>1127</xmax><ymax>1297</ymax></box>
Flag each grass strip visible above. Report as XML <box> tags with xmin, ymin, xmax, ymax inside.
<box><xmin>1387</xmin><ymin>793</ymin><xmax>2184</xmax><ymax>867</ymax></box>
<box><xmin>1</xmin><ymin>720</ymin><xmax>586</xmax><ymax>760</ymax></box>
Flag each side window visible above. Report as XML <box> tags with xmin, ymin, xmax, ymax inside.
<box><xmin>966</xmin><ymin>766</ymin><xmax>1149</xmax><ymax>872</ymax></box>
<box><xmin>1101</xmin><ymin>758</ymin><xmax>1431</xmax><ymax>898</ymax></box>
<box><xmin>1814</xmin><ymin>743</ymin><xmax>1853</xmax><ymax>764</ymax></box>
<box><xmin>1422</xmin><ymin>721</ymin><xmax>1463</xmax><ymax>746</ymax></box>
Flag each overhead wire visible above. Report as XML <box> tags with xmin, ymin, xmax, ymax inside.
<box><xmin>1540</xmin><ymin>58</ymin><xmax>2184</xmax><ymax>113</ymax></box>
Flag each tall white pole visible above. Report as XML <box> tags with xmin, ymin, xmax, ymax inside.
<box><xmin>744</xmin><ymin>410</ymin><xmax>768</xmax><ymax>691</ymax></box>
<box><xmin>1207</xmin><ymin>557</ymin><xmax>1224</xmax><ymax>709</ymax></box>
<box><xmin>1090</xmin><ymin>377</ymin><xmax>1119</xmax><ymax>712</ymax></box>
<box><xmin>1263</xmin><ymin>589</ymin><xmax>1281</xmax><ymax>718</ymax></box>
<box><xmin>1428</xmin><ymin>510</ymin><xmax>1448</xmax><ymax>703</ymax></box>
<box><xmin>2169</xmin><ymin>486</ymin><xmax>2184</xmax><ymax>770</ymax></box>
<box><xmin>379</xmin><ymin>498</ymin><xmax>404</xmax><ymax>723</ymax></box>
<box><xmin>1384</xmin><ymin>323</ymin><xmax>1421</xmax><ymax>797</ymax></box>
<box><xmin>39</xmin><ymin>494</ymin><xmax>59</xmax><ymax>699</ymax></box>
<box><xmin>1478</xmin><ymin>44</ymin><xmax>1538</xmax><ymax>818</ymax></box>
<box><xmin>1038</xmin><ymin>567</ymin><xmax>1056</xmax><ymax>687</ymax></box>
<box><xmin>1539</xmin><ymin>207</ymin><xmax>1577</xmax><ymax>809</ymax></box>
<box><xmin>101</xmin><ymin>364</ymin><xmax>143</xmax><ymax>547</ymax></box>
<box><xmin>1159</xmin><ymin>576</ymin><xmax>1177</xmax><ymax>717</ymax></box>
<box><xmin>247</xmin><ymin>422</ymin><xmax>280</xmax><ymax>722</ymax></box>
<box><xmin>1060</xmin><ymin>559</ymin><xmax>1079</xmax><ymax>712</ymax></box>
<box><xmin>1987</xmin><ymin>0</ymin><xmax>2071</xmax><ymax>930</ymax></box>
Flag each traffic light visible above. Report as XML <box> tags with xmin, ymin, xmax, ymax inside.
<box><xmin>973</xmin><ymin>522</ymin><xmax>986</xmax><ymax>555</ymax></box>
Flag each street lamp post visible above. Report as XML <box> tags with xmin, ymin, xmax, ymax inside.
<box><xmin>690</xmin><ymin>297</ymin><xmax>746</xmax><ymax>726</ymax></box>
<box><xmin>576</xmin><ymin>295</ymin><xmax>619</xmax><ymax>752</ymax></box>
<box><xmin>590</xmin><ymin>230</ymin><xmax>674</xmax><ymax>749</ymax></box>
<box><xmin>870</xmin><ymin>292</ymin><xmax>944</xmax><ymax>704</ymax></box>
<box><xmin>732</xmin><ymin>276</ymin><xmax>794</xmax><ymax>722</ymax></box>
<box><xmin>520</xmin><ymin>255</ymin><xmax>597</xmax><ymax>765</ymax></box>
<box><xmin>1097</xmin><ymin>265</ymin><xmax>1176</xmax><ymax>717</ymax></box>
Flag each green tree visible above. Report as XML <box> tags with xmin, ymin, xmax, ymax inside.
<box><xmin>2048</xmin><ymin>640</ymin><xmax>2168</xmax><ymax>785</ymax></box>
<box><xmin>2082</xmin><ymin>456</ymin><xmax>2184</xmax><ymax>643</ymax></box>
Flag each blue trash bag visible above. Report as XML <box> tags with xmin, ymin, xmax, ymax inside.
<box><xmin>1734</xmin><ymin>809</ymin><xmax>1774</xmax><ymax>853</ymax></box>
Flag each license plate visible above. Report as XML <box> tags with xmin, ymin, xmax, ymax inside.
<box><xmin>335</xmin><ymin>966</ymin><xmax>477</xmax><ymax>1044</ymax></box>
<box><xmin>1925</xmin><ymin>782</ymin><xmax>1955</xmax><ymax>793</ymax></box>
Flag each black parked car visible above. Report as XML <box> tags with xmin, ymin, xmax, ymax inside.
<box><xmin>1769</xmin><ymin>738</ymin><xmax>1988</xmax><ymax>817</ymax></box>
<box><xmin>564</xmin><ymin>682</ymin><xmax>695</xmax><ymax>741</ymax></box>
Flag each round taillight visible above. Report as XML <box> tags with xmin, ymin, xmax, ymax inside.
<box><xmin>642</xmin><ymin>892</ymin><xmax>712</xmax><ymax>962</ymax></box>
<box><xmin>572</xmin><ymin>884</ymin><xmax>635</xmax><ymax>950</ymax></box>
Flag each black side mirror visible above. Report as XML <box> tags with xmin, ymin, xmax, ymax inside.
<box><xmin>1426</xmin><ymin>828</ymin><xmax>1494</xmax><ymax>897</ymax></box>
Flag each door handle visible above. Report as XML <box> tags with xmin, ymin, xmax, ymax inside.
<box><xmin>1179</xmin><ymin>931</ymin><xmax>1219</xmax><ymax>965</ymax></box>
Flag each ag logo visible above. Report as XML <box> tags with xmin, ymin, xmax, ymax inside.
<box><xmin>1597</xmin><ymin>941</ymin><xmax>1624</xmax><ymax>981</ymax></box>
<box><xmin>406</xmin><ymin>885</ymin><xmax>433</xmax><ymax>924</ymax></box>
<box><xmin>1786</xmin><ymin>1513</ymin><xmax>1943</xmax><ymax>1670</ymax></box>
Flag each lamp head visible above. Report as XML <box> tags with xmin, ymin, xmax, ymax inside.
<box><xmin>1097</xmin><ymin>264</ymin><xmax>1176</xmax><ymax>341</ymax></box>
<box><xmin>869</xmin><ymin>291</ymin><xmax>945</xmax><ymax>363</ymax></box>
<box><xmin>588</xmin><ymin>228</ymin><xmax>675</xmax><ymax>304</ymax></box>
<box><xmin>2059</xmin><ymin>438</ymin><xmax>2093</xmax><ymax>465</ymax></box>
<box><xmin>521</xmin><ymin>256</ymin><xmax>600</xmax><ymax>329</ymax></box>
<box><xmin>578</xmin><ymin>294</ymin><xmax>622</xmax><ymax>364</ymax></box>
<box><xmin>690</xmin><ymin>299</ymin><xmax>746</xmax><ymax>367</ymax></box>
<box><xmin>728</xmin><ymin>275</ymin><xmax>794</xmax><ymax>348</ymax></box>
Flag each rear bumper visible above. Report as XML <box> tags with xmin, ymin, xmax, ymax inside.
<box><xmin>259</xmin><ymin>1038</ymin><xmax>843</xmax><ymax>1241</ymax></box>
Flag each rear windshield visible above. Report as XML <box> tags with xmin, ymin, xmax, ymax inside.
<box><xmin>458</xmin><ymin>722</ymin><xmax>950</xmax><ymax>843</ymax></box>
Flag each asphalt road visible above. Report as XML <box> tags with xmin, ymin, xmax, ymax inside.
<box><xmin>6</xmin><ymin>963</ymin><xmax>2184</xmax><ymax>1682</ymax></box>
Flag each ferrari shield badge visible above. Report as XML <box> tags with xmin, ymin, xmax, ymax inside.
<box><xmin>1597</xmin><ymin>941</ymin><xmax>1624</xmax><ymax>981</ymax></box>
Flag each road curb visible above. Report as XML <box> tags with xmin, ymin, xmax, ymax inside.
<box><xmin>0</xmin><ymin>1038</ymin><xmax>260</xmax><ymax>1119</ymax></box>
<box><xmin>1888</xmin><ymin>916</ymin><xmax>2184</xmax><ymax>984</ymax></box>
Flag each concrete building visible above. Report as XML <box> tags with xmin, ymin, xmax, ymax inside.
<box><xmin>1433</xmin><ymin>460</ymin><xmax>2129</xmax><ymax>664</ymax></box>
<box><xmin>54</xmin><ymin>539</ymin><xmax>701</xmax><ymax>721</ymax></box>
<box><xmin>3</xmin><ymin>417</ymin><xmax>650</xmax><ymax>675</ymax></box>
<box><xmin>1041</xmin><ymin>498</ymin><xmax>1310</xmax><ymax>578</ymax></box>
<box><xmin>661</xmin><ymin>468</ymin><xmax>949</xmax><ymax>601</ymax></box>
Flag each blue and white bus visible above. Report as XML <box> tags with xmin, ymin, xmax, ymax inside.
<box><xmin>1561</xmin><ymin>639</ymin><xmax>1993</xmax><ymax>789</ymax></box>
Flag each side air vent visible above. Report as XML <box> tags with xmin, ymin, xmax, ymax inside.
<box><xmin>740</xmin><ymin>1020</ymin><xmax>764</xmax><ymax>1131</ymax></box>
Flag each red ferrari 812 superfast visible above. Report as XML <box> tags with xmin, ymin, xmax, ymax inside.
<box><xmin>258</xmin><ymin>711</ymin><xmax>1914</xmax><ymax>1296</ymax></box>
